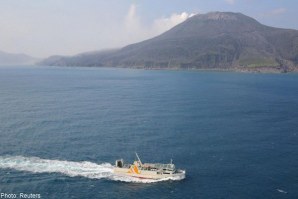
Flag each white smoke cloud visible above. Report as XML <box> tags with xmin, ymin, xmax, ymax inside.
<box><xmin>153</xmin><ymin>12</ymin><xmax>196</xmax><ymax>35</ymax></box>
<box><xmin>122</xmin><ymin>4</ymin><xmax>143</xmax><ymax>42</ymax></box>
<box><xmin>121</xmin><ymin>4</ymin><xmax>196</xmax><ymax>44</ymax></box>
<box><xmin>124</xmin><ymin>4</ymin><xmax>140</xmax><ymax>31</ymax></box>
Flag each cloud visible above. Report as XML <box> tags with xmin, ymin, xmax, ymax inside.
<box><xmin>0</xmin><ymin>2</ymin><xmax>196</xmax><ymax>57</ymax></box>
<box><xmin>123</xmin><ymin>4</ymin><xmax>142</xmax><ymax>38</ymax></box>
<box><xmin>121</xmin><ymin>4</ymin><xmax>196</xmax><ymax>44</ymax></box>
<box><xmin>262</xmin><ymin>8</ymin><xmax>287</xmax><ymax>17</ymax></box>
<box><xmin>224</xmin><ymin>0</ymin><xmax>236</xmax><ymax>5</ymax></box>
<box><xmin>125</xmin><ymin>4</ymin><xmax>140</xmax><ymax>30</ymax></box>
<box><xmin>153</xmin><ymin>12</ymin><xmax>196</xmax><ymax>34</ymax></box>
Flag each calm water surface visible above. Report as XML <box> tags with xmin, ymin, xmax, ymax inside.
<box><xmin>0</xmin><ymin>66</ymin><xmax>297</xmax><ymax>198</ymax></box>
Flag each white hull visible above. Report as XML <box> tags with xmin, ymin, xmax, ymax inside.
<box><xmin>113</xmin><ymin>167</ymin><xmax>185</xmax><ymax>180</ymax></box>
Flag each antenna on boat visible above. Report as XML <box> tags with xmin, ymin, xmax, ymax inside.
<box><xmin>135</xmin><ymin>152</ymin><xmax>143</xmax><ymax>166</ymax></box>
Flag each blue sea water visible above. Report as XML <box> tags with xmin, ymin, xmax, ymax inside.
<box><xmin>0</xmin><ymin>66</ymin><xmax>297</xmax><ymax>199</ymax></box>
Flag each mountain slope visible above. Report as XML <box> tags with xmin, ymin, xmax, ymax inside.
<box><xmin>39</xmin><ymin>12</ymin><xmax>298</xmax><ymax>71</ymax></box>
<box><xmin>0</xmin><ymin>50</ymin><xmax>39</xmax><ymax>65</ymax></box>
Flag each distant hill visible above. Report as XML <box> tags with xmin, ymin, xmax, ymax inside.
<box><xmin>39</xmin><ymin>12</ymin><xmax>298</xmax><ymax>72</ymax></box>
<box><xmin>0</xmin><ymin>50</ymin><xmax>39</xmax><ymax>65</ymax></box>
<box><xmin>40</xmin><ymin>49</ymin><xmax>119</xmax><ymax>67</ymax></box>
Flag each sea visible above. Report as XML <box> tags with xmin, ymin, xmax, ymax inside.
<box><xmin>0</xmin><ymin>66</ymin><xmax>297</xmax><ymax>199</ymax></box>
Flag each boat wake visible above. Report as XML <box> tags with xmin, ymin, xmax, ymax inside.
<box><xmin>0</xmin><ymin>156</ymin><xmax>184</xmax><ymax>183</ymax></box>
<box><xmin>0</xmin><ymin>155</ymin><xmax>113</xmax><ymax>179</ymax></box>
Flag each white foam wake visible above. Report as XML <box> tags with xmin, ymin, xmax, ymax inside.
<box><xmin>0</xmin><ymin>155</ymin><xmax>113</xmax><ymax>179</ymax></box>
<box><xmin>0</xmin><ymin>156</ymin><xmax>185</xmax><ymax>183</ymax></box>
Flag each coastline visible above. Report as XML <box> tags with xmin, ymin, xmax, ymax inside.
<box><xmin>136</xmin><ymin>64</ymin><xmax>298</xmax><ymax>73</ymax></box>
<box><xmin>39</xmin><ymin>64</ymin><xmax>298</xmax><ymax>74</ymax></box>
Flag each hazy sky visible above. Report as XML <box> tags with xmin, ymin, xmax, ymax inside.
<box><xmin>0</xmin><ymin>0</ymin><xmax>297</xmax><ymax>58</ymax></box>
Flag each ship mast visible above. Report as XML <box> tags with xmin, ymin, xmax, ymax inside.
<box><xmin>135</xmin><ymin>152</ymin><xmax>143</xmax><ymax>166</ymax></box>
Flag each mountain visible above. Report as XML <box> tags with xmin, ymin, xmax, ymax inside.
<box><xmin>39</xmin><ymin>12</ymin><xmax>298</xmax><ymax>72</ymax></box>
<box><xmin>0</xmin><ymin>50</ymin><xmax>39</xmax><ymax>65</ymax></box>
<box><xmin>39</xmin><ymin>49</ymin><xmax>119</xmax><ymax>67</ymax></box>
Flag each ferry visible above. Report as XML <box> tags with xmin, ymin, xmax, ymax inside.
<box><xmin>113</xmin><ymin>153</ymin><xmax>185</xmax><ymax>180</ymax></box>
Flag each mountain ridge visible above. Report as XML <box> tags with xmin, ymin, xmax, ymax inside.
<box><xmin>39</xmin><ymin>12</ymin><xmax>298</xmax><ymax>72</ymax></box>
<box><xmin>0</xmin><ymin>50</ymin><xmax>39</xmax><ymax>66</ymax></box>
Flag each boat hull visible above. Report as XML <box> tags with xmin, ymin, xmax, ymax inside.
<box><xmin>113</xmin><ymin>167</ymin><xmax>185</xmax><ymax>180</ymax></box>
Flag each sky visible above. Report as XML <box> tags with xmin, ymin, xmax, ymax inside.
<box><xmin>0</xmin><ymin>0</ymin><xmax>297</xmax><ymax>58</ymax></box>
